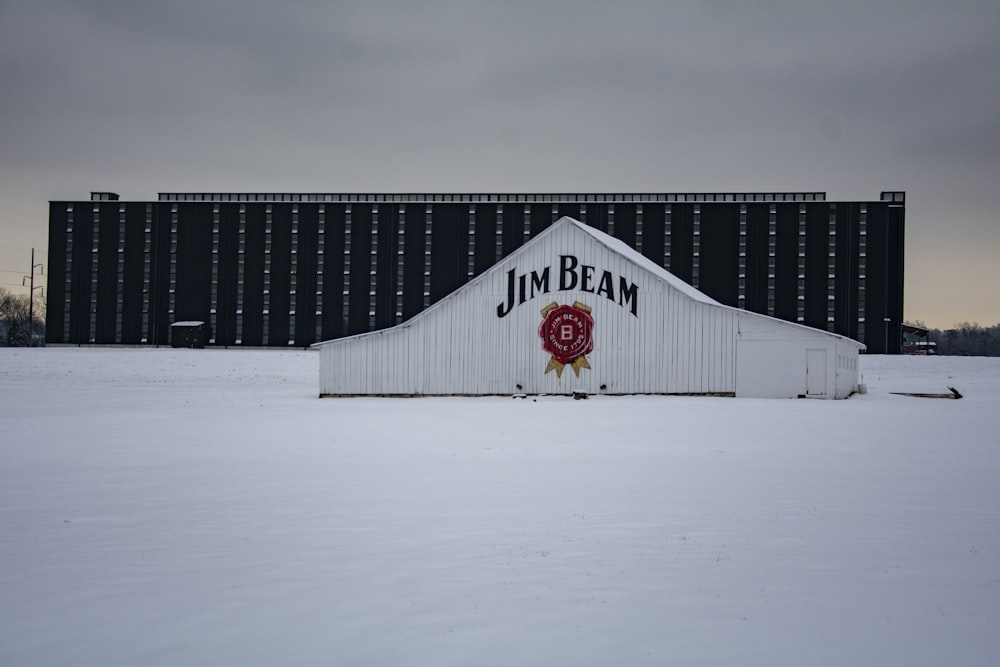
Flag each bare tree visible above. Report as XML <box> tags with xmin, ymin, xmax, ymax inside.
<box><xmin>905</xmin><ymin>319</ymin><xmax>1000</xmax><ymax>356</ymax></box>
<box><xmin>0</xmin><ymin>288</ymin><xmax>44</xmax><ymax>346</ymax></box>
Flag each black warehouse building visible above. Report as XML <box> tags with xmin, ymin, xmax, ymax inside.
<box><xmin>46</xmin><ymin>190</ymin><xmax>905</xmax><ymax>353</ymax></box>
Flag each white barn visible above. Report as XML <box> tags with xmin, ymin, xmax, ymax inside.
<box><xmin>316</xmin><ymin>217</ymin><xmax>864</xmax><ymax>399</ymax></box>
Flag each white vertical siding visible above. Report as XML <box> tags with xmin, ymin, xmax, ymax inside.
<box><xmin>734</xmin><ymin>313</ymin><xmax>862</xmax><ymax>398</ymax></box>
<box><xmin>319</xmin><ymin>218</ymin><xmax>859</xmax><ymax>398</ymax></box>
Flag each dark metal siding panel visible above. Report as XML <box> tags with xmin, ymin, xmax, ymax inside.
<box><xmin>887</xmin><ymin>203</ymin><xmax>905</xmax><ymax>353</ymax></box>
<box><xmin>401</xmin><ymin>204</ymin><xmax>425</xmax><ymax>322</ymax></box>
<box><xmin>267</xmin><ymin>204</ymin><xmax>293</xmax><ymax>344</ymax></box>
<box><xmin>670</xmin><ymin>203</ymin><xmax>694</xmax><ymax>285</ymax></box>
<box><xmin>802</xmin><ymin>203</ymin><xmax>829</xmax><ymax>330</ymax></box>
<box><xmin>773</xmin><ymin>203</ymin><xmax>799</xmax><ymax>322</ymax></box>
<box><xmin>48</xmin><ymin>193</ymin><xmax>903</xmax><ymax>350</ymax></box>
<box><xmin>501</xmin><ymin>204</ymin><xmax>522</xmax><ymax>258</ymax></box>
<box><xmin>240</xmin><ymin>204</ymin><xmax>266</xmax><ymax>346</ymax></box>
<box><xmin>556</xmin><ymin>203</ymin><xmax>584</xmax><ymax>221</ymax></box>
<box><xmin>742</xmin><ymin>203</ymin><xmax>766</xmax><ymax>313</ymax></box>
<box><xmin>120</xmin><ymin>203</ymin><xmax>147</xmax><ymax>344</ymax></box>
<box><xmin>473</xmin><ymin>203</ymin><xmax>497</xmax><ymax>277</ymax></box>
<box><xmin>430</xmin><ymin>203</ymin><xmax>467</xmax><ymax>305</ymax></box>
<box><xmin>214</xmin><ymin>204</ymin><xmax>241</xmax><ymax>346</ymax></box>
<box><xmin>295</xmin><ymin>204</ymin><xmax>320</xmax><ymax>346</ymax></box>
<box><xmin>641</xmin><ymin>203</ymin><xmax>665</xmax><ymax>267</ymax></box>
<box><xmin>66</xmin><ymin>204</ymin><xmax>94</xmax><ymax>343</ymax></box>
<box><xmin>320</xmin><ymin>204</ymin><xmax>347</xmax><ymax>340</ymax></box>
<box><xmin>529</xmin><ymin>203</ymin><xmax>551</xmax><ymax>237</ymax></box>
<box><xmin>144</xmin><ymin>203</ymin><xmax>173</xmax><ymax>345</ymax></box>
<box><xmin>45</xmin><ymin>203</ymin><xmax>68</xmax><ymax>343</ymax></box>
<box><xmin>374</xmin><ymin>204</ymin><xmax>398</xmax><ymax>330</ymax></box>
<box><xmin>614</xmin><ymin>204</ymin><xmax>637</xmax><ymax>246</ymax></box>
<box><xmin>585</xmin><ymin>203</ymin><xmax>608</xmax><ymax>234</ymax></box>
<box><xmin>347</xmin><ymin>203</ymin><xmax>372</xmax><ymax>336</ymax></box>
<box><xmin>833</xmin><ymin>203</ymin><xmax>859</xmax><ymax>340</ymax></box>
<box><xmin>697</xmin><ymin>203</ymin><xmax>739</xmax><ymax>306</ymax></box>
<box><xmin>94</xmin><ymin>202</ymin><xmax>121</xmax><ymax>343</ymax></box>
<box><xmin>864</xmin><ymin>203</ymin><xmax>888</xmax><ymax>353</ymax></box>
<box><xmin>863</xmin><ymin>202</ymin><xmax>903</xmax><ymax>353</ymax></box>
<box><xmin>174</xmin><ymin>203</ymin><xmax>213</xmax><ymax>325</ymax></box>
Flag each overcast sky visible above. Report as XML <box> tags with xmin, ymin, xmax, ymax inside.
<box><xmin>1</xmin><ymin>0</ymin><xmax>998</xmax><ymax>329</ymax></box>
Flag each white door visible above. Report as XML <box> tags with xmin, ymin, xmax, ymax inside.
<box><xmin>806</xmin><ymin>349</ymin><xmax>827</xmax><ymax>396</ymax></box>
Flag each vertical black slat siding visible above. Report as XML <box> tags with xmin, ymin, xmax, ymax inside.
<box><xmin>401</xmin><ymin>203</ymin><xmax>425</xmax><ymax>322</ymax></box>
<box><xmin>529</xmin><ymin>203</ymin><xmax>551</xmax><ymax>237</ymax></box>
<box><xmin>120</xmin><ymin>203</ymin><xmax>147</xmax><ymax>344</ymax></box>
<box><xmin>556</xmin><ymin>203</ymin><xmax>584</xmax><ymax>221</ymax></box>
<box><xmin>47</xmin><ymin>193</ymin><xmax>904</xmax><ymax>350</ymax></box>
<box><xmin>697</xmin><ymin>203</ymin><xmax>739</xmax><ymax>307</ymax></box>
<box><xmin>614</xmin><ymin>204</ymin><xmax>637</xmax><ymax>246</ymax></box>
<box><xmin>374</xmin><ymin>204</ymin><xmax>398</xmax><ymax>330</ymax></box>
<box><xmin>69</xmin><ymin>203</ymin><xmax>90</xmax><ymax>343</ymax></box>
<box><xmin>320</xmin><ymin>204</ymin><xmax>347</xmax><ymax>340</ymax></box>
<box><xmin>670</xmin><ymin>203</ymin><xmax>694</xmax><ymax>285</ymax></box>
<box><xmin>641</xmin><ymin>203</ymin><xmax>665</xmax><ymax>268</ymax></box>
<box><xmin>94</xmin><ymin>202</ymin><xmax>121</xmax><ymax>343</ymax></box>
<box><xmin>66</xmin><ymin>203</ymin><xmax>93</xmax><ymax>343</ymax></box>
<box><xmin>585</xmin><ymin>203</ymin><xmax>608</xmax><ymax>233</ymax></box>
<box><xmin>773</xmin><ymin>203</ymin><xmax>800</xmax><ymax>323</ymax></box>
<box><xmin>240</xmin><ymin>204</ymin><xmax>266</xmax><ymax>346</ymax></box>
<box><xmin>865</xmin><ymin>202</ymin><xmax>904</xmax><ymax>353</ymax></box>
<box><xmin>803</xmin><ymin>203</ymin><xmax>829</xmax><ymax>330</ymax></box>
<box><xmin>214</xmin><ymin>204</ymin><xmax>240</xmax><ymax>346</ymax></box>
<box><xmin>864</xmin><ymin>203</ymin><xmax>888</xmax><ymax>353</ymax></box>
<box><xmin>430</xmin><ymin>203</ymin><xmax>467</xmax><ymax>304</ymax></box>
<box><xmin>143</xmin><ymin>203</ymin><xmax>170</xmax><ymax>345</ymax></box>
<box><xmin>45</xmin><ymin>203</ymin><xmax>67</xmax><ymax>343</ymax></box>
<box><xmin>347</xmin><ymin>203</ymin><xmax>372</xmax><ymax>336</ymax></box>
<box><xmin>473</xmin><ymin>203</ymin><xmax>497</xmax><ymax>276</ymax></box>
<box><xmin>295</xmin><ymin>204</ymin><xmax>319</xmax><ymax>346</ymax></box>
<box><xmin>140</xmin><ymin>204</ymin><xmax>157</xmax><ymax>345</ymax></box>
<box><xmin>267</xmin><ymin>204</ymin><xmax>293</xmax><ymax>345</ymax></box>
<box><xmin>501</xmin><ymin>204</ymin><xmax>522</xmax><ymax>258</ymax></box>
<box><xmin>888</xmin><ymin>203</ymin><xmax>905</xmax><ymax>353</ymax></box>
<box><xmin>456</xmin><ymin>203</ymin><xmax>471</xmax><ymax>288</ymax></box>
<box><xmin>742</xmin><ymin>203</ymin><xmax>765</xmax><ymax>313</ymax></box>
<box><xmin>173</xmin><ymin>203</ymin><xmax>212</xmax><ymax>326</ymax></box>
<box><xmin>148</xmin><ymin>203</ymin><xmax>172</xmax><ymax>345</ymax></box>
<box><xmin>833</xmin><ymin>203</ymin><xmax>858</xmax><ymax>339</ymax></box>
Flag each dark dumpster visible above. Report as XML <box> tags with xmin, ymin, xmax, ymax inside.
<box><xmin>170</xmin><ymin>321</ymin><xmax>210</xmax><ymax>348</ymax></box>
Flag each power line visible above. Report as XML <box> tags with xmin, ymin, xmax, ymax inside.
<box><xmin>0</xmin><ymin>245</ymin><xmax>43</xmax><ymax>252</ymax></box>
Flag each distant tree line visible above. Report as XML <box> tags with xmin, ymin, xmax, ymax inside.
<box><xmin>907</xmin><ymin>321</ymin><xmax>1000</xmax><ymax>356</ymax></box>
<box><xmin>0</xmin><ymin>288</ymin><xmax>44</xmax><ymax>346</ymax></box>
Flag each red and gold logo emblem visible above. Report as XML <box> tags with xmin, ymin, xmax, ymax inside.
<box><xmin>539</xmin><ymin>301</ymin><xmax>594</xmax><ymax>377</ymax></box>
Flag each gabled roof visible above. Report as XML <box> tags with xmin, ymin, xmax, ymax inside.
<box><xmin>316</xmin><ymin>215</ymin><xmax>863</xmax><ymax>350</ymax></box>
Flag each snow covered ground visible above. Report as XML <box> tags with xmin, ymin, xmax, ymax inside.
<box><xmin>1</xmin><ymin>348</ymin><xmax>998</xmax><ymax>666</ymax></box>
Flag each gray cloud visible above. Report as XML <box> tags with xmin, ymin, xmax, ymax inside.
<box><xmin>1</xmin><ymin>0</ymin><xmax>998</xmax><ymax>325</ymax></box>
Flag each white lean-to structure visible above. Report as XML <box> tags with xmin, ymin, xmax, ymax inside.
<box><xmin>316</xmin><ymin>217</ymin><xmax>864</xmax><ymax>398</ymax></box>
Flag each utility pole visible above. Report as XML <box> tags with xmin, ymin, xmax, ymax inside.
<box><xmin>22</xmin><ymin>248</ymin><xmax>43</xmax><ymax>346</ymax></box>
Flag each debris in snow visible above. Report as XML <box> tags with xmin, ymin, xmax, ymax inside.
<box><xmin>890</xmin><ymin>386</ymin><xmax>963</xmax><ymax>399</ymax></box>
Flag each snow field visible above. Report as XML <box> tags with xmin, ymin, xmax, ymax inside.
<box><xmin>1</xmin><ymin>348</ymin><xmax>998</xmax><ymax>666</ymax></box>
